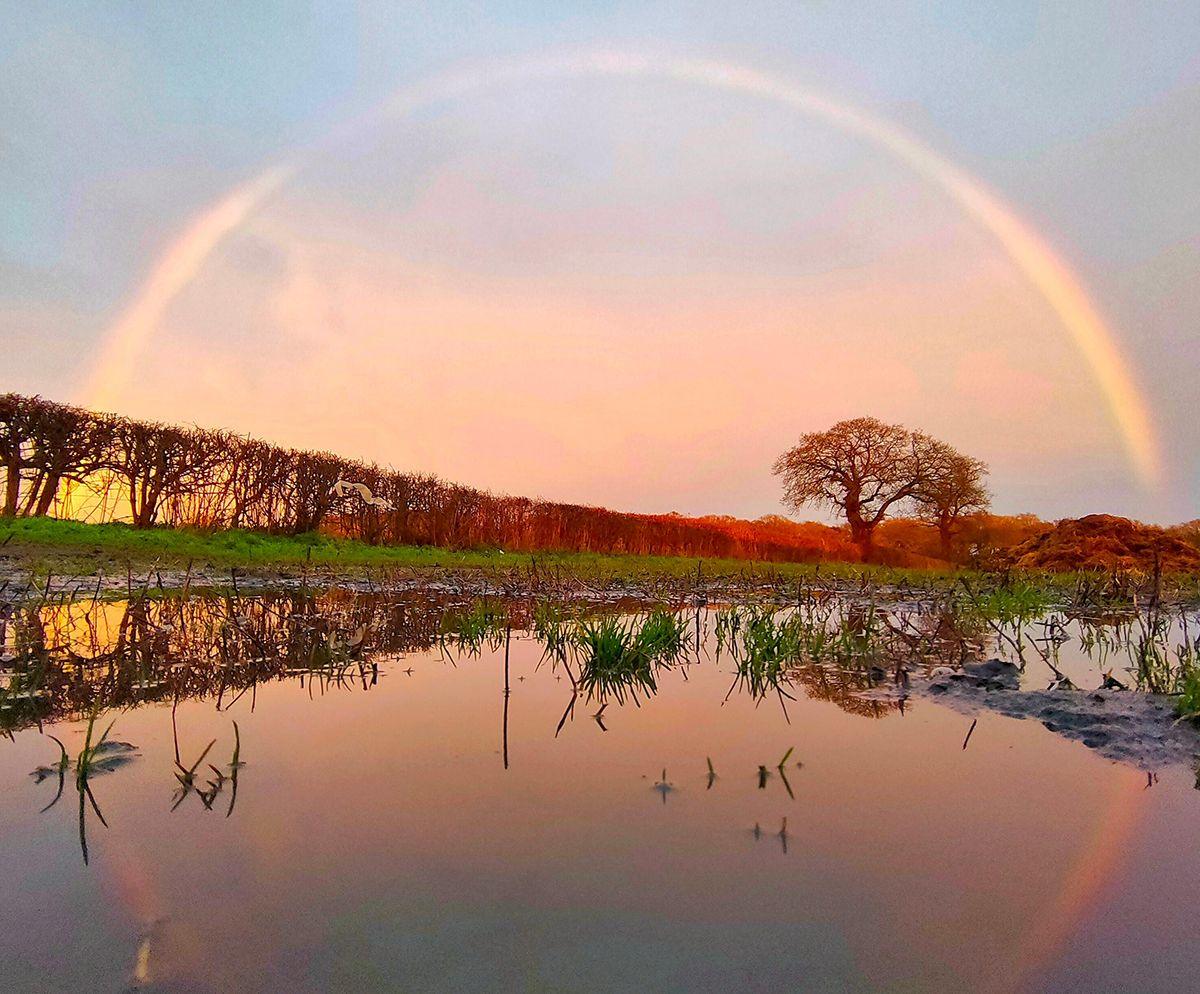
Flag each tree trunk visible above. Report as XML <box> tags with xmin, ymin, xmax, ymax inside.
<box><xmin>2</xmin><ymin>462</ymin><xmax>19</xmax><ymax>517</ymax></box>
<box><xmin>844</xmin><ymin>493</ymin><xmax>876</xmax><ymax>562</ymax></box>
<box><xmin>134</xmin><ymin>483</ymin><xmax>161</xmax><ymax>528</ymax></box>
<box><xmin>127</xmin><ymin>475</ymin><xmax>147</xmax><ymax>527</ymax></box>
<box><xmin>19</xmin><ymin>470</ymin><xmax>45</xmax><ymax>516</ymax></box>
<box><xmin>33</xmin><ymin>472</ymin><xmax>62</xmax><ymax>517</ymax></box>
<box><xmin>849</xmin><ymin>519</ymin><xmax>876</xmax><ymax>562</ymax></box>
<box><xmin>938</xmin><ymin>517</ymin><xmax>954</xmax><ymax>562</ymax></box>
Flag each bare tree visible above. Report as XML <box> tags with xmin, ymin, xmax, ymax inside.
<box><xmin>914</xmin><ymin>442</ymin><xmax>990</xmax><ymax>561</ymax></box>
<box><xmin>0</xmin><ymin>395</ymin><xmax>111</xmax><ymax>517</ymax></box>
<box><xmin>287</xmin><ymin>450</ymin><xmax>345</xmax><ymax>535</ymax></box>
<box><xmin>22</xmin><ymin>403</ymin><xmax>112</xmax><ymax>517</ymax></box>
<box><xmin>2</xmin><ymin>392</ymin><xmax>900</xmax><ymax>564</ymax></box>
<box><xmin>106</xmin><ymin>419</ymin><xmax>223</xmax><ymax>528</ymax></box>
<box><xmin>0</xmin><ymin>393</ymin><xmax>33</xmax><ymax>516</ymax></box>
<box><xmin>772</xmin><ymin>417</ymin><xmax>936</xmax><ymax>561</ymax></box>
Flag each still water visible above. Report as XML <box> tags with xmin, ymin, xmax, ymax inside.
<box><xmin>1</xmin><ymin>591</ymin><xmax>1197</xmax><ymax>993</ymax></box>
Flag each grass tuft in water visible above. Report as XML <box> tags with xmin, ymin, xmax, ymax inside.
<box><xmin>574</xmin><ymin>611</ymin><xmax>690</xmax><ymax>703</ymax></box>
<box><xmin>1175</xmin><ymin>664</ymin><xmax>1200</xmax><ymax>722</ymax></box>
<box><xmin>442</xmin><ymin>600</ymin><xmax>509</xmax><ymax>657</ymax></box>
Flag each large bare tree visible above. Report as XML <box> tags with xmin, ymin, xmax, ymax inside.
<box><xmin>0</xmin><ymin>394</ymin><xmax>113</xmax><ymax>517</ymax></box>
<box><xmin>773</xmin><ymin>417</ymin><xmax>945</xmax><ymax>560</ymax></box>
<box><xmin>106</xmin><ymin>419</ymin><xmax>224</xmax><ymax>528</ymax></box>
<box><xmin>914</xmin><ymin>442</ymin><xmax>990</xmax><ymax>561</ymax></box>
<box><xmin>0</xmin><ymin>393</ymin><xmax>33</xmax><ymax>516</ymax></box>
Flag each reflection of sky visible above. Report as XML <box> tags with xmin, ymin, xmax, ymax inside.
<box><xmin>3</xmin><ymin>3</ymin><xmax>1199</xmax><ymax>522</ymax></box>
<box><xmin>0</xmin><ymin>628</ymin><xmax>1162</xmax><ymax>992</ymax></box>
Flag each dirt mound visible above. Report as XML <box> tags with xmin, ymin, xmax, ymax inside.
<box><xmin>1010</xmin><ymin>514</ymin><xmax>1200</xmax><ymax>573</ymax></box>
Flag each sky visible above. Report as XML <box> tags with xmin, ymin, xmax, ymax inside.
<box><xmin>2</xmin><ymin>2</ymin><xmax>1198</xmax><ymax>524</ymax></box>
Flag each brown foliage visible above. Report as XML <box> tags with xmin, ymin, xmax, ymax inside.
<box><xmin>8</xmin><ymin>395</ymin><xmax>1182</xmax><ymax>574</ymax></box>
<box><xmin>773</xmin><ymin>417</ymin><xmax>990</xmax><ymax>561</ymax></box>
<box><xmin>913</xmin><ymin>442</ymin><xmax>989</xmax><ymax>560</ymax></box>
<box><xmin>954</xmin><ymin>513</ymin><xmax>1051</xmax><ymax>567</ymax></box>
<box><xmin>0</xmin><ymin>393</ymin><xmax>857</xmax><ymax>563</ymax></box>
<box><xmin>874</xmin><ymin>518</ymin><xmax>953</xmax><ymax>566</ymax></box>
<box><xmin>1166</xmin><ymin>520</ymin><xmax>1200</xmax><ymax>553</ymax></box>
<box><xmin>0</xmin><ymin>394</ymin><xmax>112</xmax><ymax>517</ymax></box>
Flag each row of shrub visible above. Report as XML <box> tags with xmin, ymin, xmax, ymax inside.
<box><xmin>0</xmin><ymin>393</ymin><xmax>861</xmax><ymax>561</ymax></box>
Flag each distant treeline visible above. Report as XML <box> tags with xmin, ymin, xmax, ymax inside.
<box><xmin>0</xmin><ymin>393</ymin><xmax>858</xmax><ymax>562</ymax></box>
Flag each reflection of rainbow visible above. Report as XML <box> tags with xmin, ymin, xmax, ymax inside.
<box><xmin>993</xmin><ymin>764</ymin><xmax>1147</xmax><ymax>994</ymax></box>
<box><xmin>83</xmin><ymin>50</ymin><xmax>1161</xmax><ymax>487</ymax></box>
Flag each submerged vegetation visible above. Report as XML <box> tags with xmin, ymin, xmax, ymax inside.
<box><xmin>169</xmin><ymin>718</ymin><xmax>242</xmax><ymax>816</ymax></box>
<box><xmin>28</xmin><ymin>710</ymin><xmax>139</xmax><ymax>864</ymax></box>
<box><xmin>28</xmin><ymin>708</ymin><xmax>244</xmax><ymax>862</ymax></box>
<box><xmin>2</xmin><ymin>567</ymin><xmax>1199</xmax><ymax>735</ymax></box>
<box><xmin>442</xmin><ymin>600</ymin><xmax>691</xmax><ymax>705</ymax></box>
<box><xmin>1175</xmin><ymin>666</ymin><xmax>1200</xmax><ymax>722</ymax></box>
<box><xmin>9</xmin><ymin>573</ymin><xmax>1200</xmax><ymax>866</ymax></box>
<box><xmin>3</xmin><ymin>498</ymin><xmax>1200</xmax><ymax>803</ymax></box>
<box><xmin>573</xmin><ymin>610</ymin><xmax>691</xmax><ymax>703</ymax></box>
<box><xmin>441</xmin><ymin>599</ymin><xmax>510</xmax><ymax>656</ymax></box>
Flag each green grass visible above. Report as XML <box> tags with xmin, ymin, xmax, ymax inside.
<box><xmin>574</xmin><ymin>613</ymin><xmax>689</xmax><ymax>701</ymax></box>
<box><xmin>0</xmin><ymin>514</ymin><xmax>946</xmax><ymax>585</ymax></box>
<box><xmin>533</xmin><ymin>600</ymin><xmax>573</xmax><ymax>662</ymax></box>
<box><xmin>955</xmin><ymin>577</ymin><xmax>1054</xmax><ymax>625</ymax></box>
<box><xmin>8</xmin><ymin>516</ymin><xmax>1194</xmax><ymax>603</ymax></box>
<box><xmin>1175</xmin><ymin>664</ymin><xmax>1200</xmax><ymax>722</ymax></box>
<box><xmin>1</xmin><ymin>516</ymin><xmax>498</xmax><ymax>570</ymax></box>
<box><xmin>441</xmin><ymin>599</ymin><xmax>510</xmax><ymax>656</ymax></box>
<box><xmin>635</xmin><ymin>609</ymin><xmax>690</xmax><ymax>656</ymax></box>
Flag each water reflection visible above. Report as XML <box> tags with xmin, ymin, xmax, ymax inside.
<box><xmin>652</xmin><ymin>768</ymin><xmax>674</xmax><ymax>804</ymax></box>
<box><xmin>28</xmin><ymin>714</ymin><xmax>245</xmax><ymax>865</ymax></box>
<box><xmin>5</xmin><ymin>586</ymin><xmax>1200</xmax><ymax>992</ymax></box>
<box><xmin>29</xmin><ymin>712</ymin><xmax>140</xmax><ymax>864</ymax></box>
<box><xmin>1</xmin><ymin>590</ymin><xmax>453</xmax><ymax>732</ymax></box>
<box><xmin>4</xmin><ymin>588</ymin><xmax>1200</xmax><ymax>764</ymax></box>
<box><xmin>169</xmin><ymin>714</ymin><xmax>242</xmax><ymax>816</ymax></box>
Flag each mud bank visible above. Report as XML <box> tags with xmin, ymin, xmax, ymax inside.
<box><xmin>905</xmin><ymin>659</ymin><xmax>1200</xmax><ymax>772</ymax></box>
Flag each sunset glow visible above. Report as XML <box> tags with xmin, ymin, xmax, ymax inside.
<box><xmin>4</xmin><ymin>10</ymin><xmax>1200</xmax><ymax>993</ymax></box>
<box><xmin>83</xmin><ymin>50</ymin><xmax>1162</xmax><ymax>511</ymax></box>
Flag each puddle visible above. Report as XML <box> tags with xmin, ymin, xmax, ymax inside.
<box><xmin>2</xmin><ymin>588</ymin><xmax>1199</xmax><ymax>992</ymax></box>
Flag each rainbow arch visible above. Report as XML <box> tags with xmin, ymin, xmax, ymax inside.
<box><xmin>83</xmin><ymin>49</ymin><xmax>1162</xmax><ymax>487</ymax></box>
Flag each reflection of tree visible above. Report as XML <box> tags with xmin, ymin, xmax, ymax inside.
<box><xmin>790</xmin><ymin>664</ymin><xmax>904</xmax><ymax>719</ymax></box>
<box><xmin>1</xmin><ymin>590</ymin><xmax>459</xmax><ymax>732</ymax></box>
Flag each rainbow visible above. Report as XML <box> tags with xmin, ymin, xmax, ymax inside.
<box><xmin>991</xmin><ymin>765</ymin><xmax>1147</xmax><ymax>993</ymax></box>
<box><xmin>82</xmin><ymin>50</ymin><xmax>1162</xmax><ymax>487</ymax></box>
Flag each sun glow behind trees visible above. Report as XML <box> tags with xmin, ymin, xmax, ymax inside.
<box><xmin>0</xmin><ymin>393</ymin><xmax>858</xmax><ymax>563</ymax></box>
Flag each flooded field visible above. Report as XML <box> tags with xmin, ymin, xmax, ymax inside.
<box><xmin>3</xmin><ymin>584</ymin><xmax>1200</xmax><ymax>993</ymax></box>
